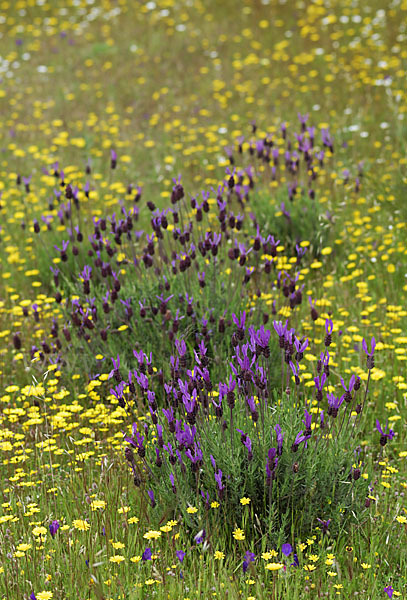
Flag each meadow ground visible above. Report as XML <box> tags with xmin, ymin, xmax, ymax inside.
<box><xmin>0</xmin><ymin>0</ymin><xmax>407</xmax><ymax>598</ymax></box>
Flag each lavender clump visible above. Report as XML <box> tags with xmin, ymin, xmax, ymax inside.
<box><xmin>21</xmin><ymin>121</ymin><xmax>378</xmax><ymax>543</ymax></box>
<box><xmin>115</xmin><ymin>313</ymin><xmax>374</xmax><ymax>542</ymax></box>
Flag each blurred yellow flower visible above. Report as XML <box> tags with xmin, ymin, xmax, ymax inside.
<box><xmin>90</xmin><ymin>500</ymin><xmax>106</xmax><ymax>511</ymax></box>
<box><xmin>233</xmin><ymin>528</ymin><xmax>245</xmax><ymax>541</ymax></box>
<box><xmin>143</xmin><ymin>530</ymin><xmax>161</xmax><ymax>540</ymax></box>
<box><xmin>72</xmin><ymin>520</ymin><xmax>90</xmax><ymax>531</ymax></box>
<box><xmin>109</xmin><ymin>555</ymin><xmax>125</xmax><ymax>563</ymax></box>
<box><xmin>265</xmin><ymin>563</ymin><xmax>284</xmax><ymax>571</ymax></box>
<box><xmin>111</xmin><ymin>541</ymin><xmax>125</xmax><ymax>549</ymax></box>
<box><xmin>128</xmin><ymin>517</ymin><xmax>139</xmax><ymax>524</ymax></box>
<box><xmin>117</xmin><ymin>506</ymin><xmax>130</xmax><ymax>514</ymax></box>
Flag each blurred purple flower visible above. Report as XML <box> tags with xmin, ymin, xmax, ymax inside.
<box><xmin>49</xmin><ymin>520</ymin><xmax>60</xmax><ymax>538</ymax></box>
<box><xmin>282</xmin><ymin>543</ymin><xmax>292</xmax><ymax>556</ymax></box>
<box><xmin>242</xmin><ymin>551</ymin><xmax>256</xmax><ymax>573</ymax></box>
<box><xmin>316</xmin><ymin>518</ymin><xmax>331</xmax><ymax>534</ymax></box>
<box><xmin>142</xmin><ymin>547</ymin><xmax>152</xmax><ymax>561</ymax></box>
<box><xmin>194</xmin><ymin>529</ymin><xmax>206</xmax><ymax>544</ymax></box>
<box><xmin>147</xmin><ymin>490</ymin><xmax>156</xmax><ymax>508</ymax></box>
<box><xmin>362</xmin><ymin>336</ymin><xmax>376</xmax><ymax>357</ymax></box>
<box><xmin>376</xmin><ymin>419</ymin><xmax>395</xmax><ymax>446</ymax></box>
<box><xmin>290</xmin><ymin>553</ymin><xmax>299</xmax><ymax>567</ymax></box>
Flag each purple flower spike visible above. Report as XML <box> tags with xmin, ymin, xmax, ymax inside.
<box><xmin>302</xmin><ymin>409</ymin><xmax>312</xmax><ymax>433</ymax></box>
<box><xmin>298</xmin><ymin>112</ymin><xmax>309</xmax><ymax>130</ymax></box>
<box><xmin>266</xmin><ymin>447</ymin><xmax>278</xmax><ymax>482</ymax></box>
<box><xmin>341</xmin><ymin>374</ymin><xmax>356</xmax><ymax>393</ymax></box>
<box><xmin>341</xmin><ymin>374</ymin><xmax>356</xmax><ymax>403</ymax></box>
<box><xmin>142</xmin><ymin>547</ymin><xmax>152</xmax><ymax>561</ymax></box>
<box><xmin>291</xmin><ymin>431</ymin><xmax>311</xmax><ymax>452</ymax></box>
<box><xmin>214</xmin><ymin>469</ymin><xmax>223</xmax><ymax>490</ymax></box>
<box><xmin>362</xmin><ymin>336</ymin><xmax>376</xmax><ymax>356</ymax></box>
<box><xmin>110</xmin><ymin>149</ymin><xmax>117</xmax><ymax>169</ymax></box>
<box><xmin>176</xmin><ymin>550</ymin><xmax>186</xmax><ymax>563</ymax></box>
<box><xmin>175</xmin><ymin>338</ymin><xmax>187</xmax><ymax>357</ymax></box>
<box><xmin>314</xmin><ymin>373</ymin><xmax>327</xmax><ymax>404</ymax></box>
<box><xmin>289</xmin><ymin>361</ymin><xmax>300</xmax><ymax>385</ymax></box>
<box><xmin>327</xmin><ymin>393</ymin><xmax>344</xmax><ymax>418</ymax></box>
<box><xmin>30</xmin><ymin>593</ymin><xmax>37</xmax><ymax>600</ymax></box>
<box><xmin>232</xmin><ymin>310</ymin><xmax>246</xmax><ymax>332</ymax></box>
<box><xmin>384</xmin><ymin>585</ymin><xmax>394</xmax><ymax>598</ymax></box>
<box><xmin>282</xmin><ymin>543</ymin><xmax>293</xmax><ymax>557</ymax></box>
<box><xmin>108</xmin><ymin>354</ymin><xmax>121</xmax><ymax>380</ymax></box>
<box><xmin>194</xmin><ymin>529</ymin><xmax>206</xmax><ymax>544</ymax></box>
<box><xmin>274</xmin><ymin>424</ymin><xmax>284</xmax><ymax>455</ymax></box>
<box><xmin>273</xmin><ymin>320</ymin><xmax>288</xmax><ymax>347</ymax></box>
<box><xmin>147</xmin><ymin>489</ymin><xmax>156</xmax><ymax>508</ymax></box>
<box><xmin>314</xmin><ymin>373</ymin><xmax>327</xmax><ymax>391</ymax></box>
<box><xmin>169</xmin><ymin>472</ymin><xmax>176</xmax><ymax>493</ymax></box>
<box><xmin>321</xmin><ymin>128</ymin><xmax>334</xmax><ymax>153</ymax></box>
<box><xmin>362</xmin><ymin>336</ymin><xmax>376</xmax><ymax>368</ymax></box>
<box><xmin>290</xmin><ymin>553</ymin><xmax>299</xmax><ymax>567</ymax></box>
<box><xmin>376</xmin><ymin>419</ymin><xmax>395</xmax><ymax>446</ymax></box>
<box><xmin>242</xmin><ymin>551</ymin><xmax>256</xmax><ymax>573</ymax></box>
<box><xmin>294</xmin><ymin>337</ymin><xmax>308</xmax><ymax>359</ymax></box>
<box><xmin>49</xmin><ymin>520</ymin><xmax>60</xmax><ymax>538</ymax></box>
<box><xmin>324</xmin><ymin>319</ymin><xmax>333</xmax><ymax>347</ymax></box>
<box><xmin>316</xmin><ymin>518</ymin><xmax>331</xmax><ymax>534</ymax></box>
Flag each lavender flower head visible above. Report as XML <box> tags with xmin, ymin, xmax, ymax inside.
<box><xmin>142</xmin><ymin>547</ymin><xmax>152</xmax><ymax>561</ymax></box>
<box><xmin>325</xmin><ymin>318</ymin><xmax>333</xmax><ymax>347</ymax></box>
<box><xmin>376</xmin><ymin>419</ymin><xmax>395</xmax><ymax>446</ymax></box>
<box><xmin>362</xmin><ymin>336</ymin><xmax>376</xmax><ymax>369</ymax></box>
<box><xmin>316</xmin><ymin>518</ymin><xmax>331</xmax><ymax>534</ymax></box>
<box><xmin>242</xmin><ymin>551</ymin><xmax>256</xmax><ymax>573</ymax></box>
<box><xmin>176</xmin><ymin>550</ymin><xmax>186</xmax><ymax>563</ymax></box>
<box><xmin>147</xmin><ymin>489</ymin><xmax>156</xmax><ymax>508</ymax></box>
<box><xmin>275</xmin><ymin>424</ymin><xmax>284</xmax><ymax>455</ymax></box>
<box><xmin>49</xmin><ymin>520</ymin><xmax>60</xmax><ymax>538</ymax></box>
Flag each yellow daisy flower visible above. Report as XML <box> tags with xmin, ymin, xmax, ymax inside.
<box><xmin>109</xmin><ymin>555</ymin><xmax>125</xmax><ymax>563</ymax></box>
<box><xmin>143</xmin><ymin>530</ymin><xmax>161</xmax><ymax>540</ymax></box>
<box><xmin>232</xmin><ymin>528</ymin><xmax>245</xmax><ymax>541</ymax></box>
<box><xmin>265</xmin><ymin>562</ymin><xmax>284</xmax><ymax>571</ymax></box>
<box><xmin>37</xmin><ymin>593</ymin><xmax>53</xmax><ymax>600</ymax></box>
<box><xmin>72</xmin><ymin>520</ymin><xmax>90</xmax><ymax>531</ymax></box>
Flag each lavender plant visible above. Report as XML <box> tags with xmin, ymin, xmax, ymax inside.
<box><xmin>23</xmin><ymin>117</ymin><xmax>355</xmax><ymax>386</ymax></box>
<box><xmin>20</xmin><ymin>118</ymin><xmax>374</xmax><ymax>546</ymax></box>
<box><xmin>117</xmin><ymin>317</ymin><xmax>374</xmax><ymax>546</ymax></box>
